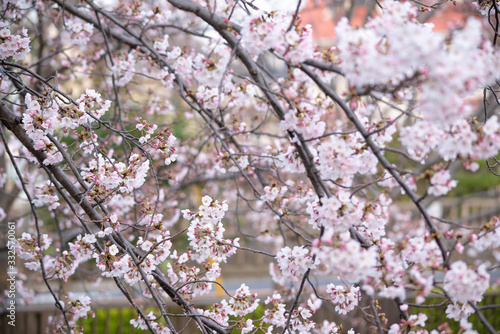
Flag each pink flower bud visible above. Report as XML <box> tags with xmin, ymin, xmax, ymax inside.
<box><xmin>312</xmin><ymin>238</ymin><xmax>321</xmax><ymax>248</ymax></box>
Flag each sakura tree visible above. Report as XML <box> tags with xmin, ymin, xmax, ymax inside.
<box><xmin>1</xmin><ymin>0</ymin><xmax>500</xmax><ymax>333</ymax></box>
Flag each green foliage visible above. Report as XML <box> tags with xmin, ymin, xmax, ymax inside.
<box><xmin>448</xmin><ymin>160</ymin><xmax>500</xmax><ymax>197</ymax></box>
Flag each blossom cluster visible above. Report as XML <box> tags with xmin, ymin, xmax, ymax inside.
<box><xmin>399</xmin><ymin>121</ymin><xmax>441</xmax><ymax>161</ymax></box>
<box><xmin>130</xmin><ymin>311</ymin><xmax>171</xmax><ymax>333</ymax></box>
<box><xmin>280</xmin><ymin>106</ymin><xmax>326</xmax><ymax>140</ymax></box>
<box><xmin>261</xmin><ymin>184</ymin><xmax>288</xmax><ymax>202</ymax></box>
<box><xmin>336</xmin><ymin>0</ymin><xmax>499</xmax><ymax>123</ymax></box>
<box><xmin>153</xmin><ymin>34</ymin><xmax>169</xmax><ymax>53</ymax></box>
<box><xmin>283</xmin><ymin>24</ymin><xmax>314</xmax><ymax>64</ymax></box>
<box><xmin>44</xmin><ymin>250</ymin><xmax>80</xmax><ymax>281</ymax></box>
<box><xmin>22</xmin><ymin>89</ymin><xmax>111</xmax><ymax>165</ymax></box>
<box><xmin>400</xmin><ymin>116</ymin><xmax>500</xmax><ymax>163</ymax></box>
<box><xmin>32</xmin><ymin>180</ymin><xmax>60</xmax><ymax>210</ymax></box>
<box><xmin>136</xmin><ymin>117</ymin><xmax>158</xmax><ymax>144</ymax></box>
<box><xmin>307</xmin><ymin>192</ymin><xmax>363</xmax><ymax>232</ymax></box>
<box><xmin>215</xmin><ymin>149</ymin><xmax>250</xmax><ymax>173</ymax></box>
<box><xmin>326</xmin><ymin>284</ymin><xmax>360</xmax><ymax>315</ymax></box>
<box><xmin>64</xmin><ymin>18</ymin><xmax>94</xmax><ymax>45</ymax></box>
<box><xmin>165</xmin><ymin>251</ymin><xmax>222</xmax><ymax>297</ymax></box>
<box><xmin>196</xmin><ymin>86</ymin><xmax>222</xmax><ymax>109</ymax></box>
<box><xmin>275</xmin><ymin>144</ymin><xmax>307</xmax><ymax>173</ymax></box>
<box><xmin>227</xmin><ymin>284</ymin><xmax>260</xmax><ymax>316</ymax></box>
<box><xmin>0</xmin><ymin>22</ymin><xmax>30</xmax><ymax>61</ymax></box>
<box><xmin>19</xmin><ymin>232</ymin><xmax>96</xmax><ymax>282</ymax></box>
<box><xmin>67</xmin><ymin>295</ymin><xmax>93</xmax><ymax>321</ymax></box>
<box><xmin>473</xmin><ymin>216</ymin><xmax>500</xmax><ymax>252</ymax></box>
<box><xmin>240</xmin><ymin>11</ymin><xmax>313</xmax><ymax>63</ymax></box>
<box><xmin>75</xmin><ymin>89</ymin><xmax>112</xmax><ymax>125</ymax></box>
<box><xmin>388</xmin><ymin>313</ymin><xmax>429</xmax><ymax>334</ymax></box>
<box><xmin>80</xmin><ymin>153</ymin><xmax>150</xmax><ymax>200</ymax></box>
<box><xmin>111</xmin><ymin>52</ymin><xmax>136</xmax><ymax>86</ymax></box>
<box><xmin>473</xmin><ymin>1</ymin><xmax>500</xmax><ymax>15</ymax></box>
<box><xmin>193</xmin><ymin>284</ymin><xmax>259</xmax><ymax>331</ymax></box>
<box><xmin>287</xmin><ymin>298</ymin><xmax>319</xmax><ymax>333</ymax></box>
<box><xmin>15</xmin><ymin>232</ymin><xmax>51</xmax><ymax>271</ymax></box>
<box><xmin>446</xmin><ymin>302</ymin><xmax>475</xmax><ymax>321</ymax></box>
<box><xmin>276</xmin><ymin>246</ymin><xmax>315</xmax><ymax>281</ymax></box>
<box><xmin>239</xmin><ymin>11</ymin><xmax>288</xmax><ymax>57</ymax></box>
<box><xmin>135</xmin><ymin>118</ymin><xmax>178</xmax><ymax>165</ymax></box>
<box><xmin>443</xmin><ymin>260</ymin><xmax>489</xmax><ymax>304</ymax></box>
<box><xmin>6</xmin><ymin>0</ymin><xmax>500</xmax><ymax>333</ymax></box>
<box><xmin>373</xmin><ymin>239</ymin><xmax>409</xmax><ymax>302</ymax></box>
<box><xmin>184</xmin><ymin>196</ymin><xmax>239</xmax><ymax>263</ymax></box>
<box><xmin>428</xmin><ymin>170</ymin><xmax>457</xmax><ymax>197</ymax></box>
<box><xmin>263</xmin><ymin>293</ymin><xmax>287</xmax><ymax>327</ymax></box>
<box><xmin>314</xmin><ymin>235</ymin><xmax>378</xmax><ymax>282</ymax></box>
<box><xmin>94</xmin><ymin>234</ymin><xmax>172</xmax><ymax>285</ymax></box>
<box><xmin>357</xmin><ymin>194</ymin><xmax>392</xmax><ymax>241</ymax></box>
<box><xmin>68</xmin><ymin>234</ymin><xmax>97</xmax><ymax>263</ymax></box>
<box><xmin>197</xmin><ymin>300</ymin><xmax>230</xmax><ymax>328</ymax></box>
<box><xmin>401</xmin><ymin>236</ymin><xmax>443</xmax><ymax>269</ymax></box>
<box><xmin>22</xmin><ymin>94</ymin><xmax>64</xmax><ymax>165</ymax></box>
<box><xmin>167</xmin><ymin>46</ymin><xmax>194</xmax><ymax>76</ymax></box>
<box><xmin>317</xmin><ymin>131</ymin><xmax>378</xmax><ymax>181</ymax></box>
<box><xmin>263</xmin><ymin>295</ymin><xmax>319</xmax><ymax>332</ymax></box>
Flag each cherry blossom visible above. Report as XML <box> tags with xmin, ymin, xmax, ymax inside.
<box><xmin>261</xmin><ymin>184</ymin><xmax>288</xmax><ymax>202</ymax></box>
<box><xmin>65</xmin><ymin>18</ymin><xmax>94</xmax><ymax>45</ymax></box>
<box><xmin>0</xmin><ymin>22</ymin><xmax>30</xmax><ymax>61</ymax></box>
<box><xmin>446</xmin><ymin>302</ymin><xmax>475</xmax><ymax>321</ymax></box>
<box><xmin>474</xmin><ymin>1</ymin><xmax>500</xmax><ymax>15</ymax></box>
<box><xmin>227</xmin><ymin>284</ymin><xmax>260</xmax><ymax>316</ymax></box>
<box><xmin>326</xmin><ymin>284</ymin><xmax>360</xmax><ymax>315</ymax></box>
<box><xmin>68</xmin><ymin>234</ymin><xmax>96</xmax><ymax>263</ymax></box>
<box><xmin>473</xmin><ymin>216</ymin><xmax>500</xmax><ymax>251</ymax></box>
<box><xmin>336</xmin><ymin>1</ymin><xmax>499</xmax><ymax>123</ymax></box>
<box><xmin>317</xmin><ymin>131</ymin><xmax>378</xmax><ymax>181</ymax></box>
<box><xmin>314</xmin><ymin>234</ymin><xmax>378</xmax><ymax>282</ymax></box>
<box><xmin>428</xmin><ymin>170</ymin><xmax>458</xmax><ymax>197</ymax></box>
<box><xmin>240</xmin><ymin>11</ymin><xmax>288</xmax><ymax>57</ymax></box>
<box><xmin>444</xmin><ymin>260</ymin><xmax>489</xmax><ymax>304</ymax></box>
<box><xmin>32</xmin><ymin>181</ymin><xmax>60</xmax><ymax>210</ymax></box>
<box><xmin>111</xmin><ymin>52</ymin><xmax>136</xmax><ymax>86</ymax></box>
<box><xmin>276</xmin><ymin>246</ymin><xmax>315</xmax><ymax>281</ymax></box>
<box><xmin>184</xmin><ymin>196</ymin><xmax>239</xmax><ymax>263</ymax></box>
<box><xmin>264</xmin><ymin>293</ymin><xmax>287</xmax><ymax>326</ymax></box>
<box><xmin>280</xmin><ymin>106</ymin><xmax>326</xmax><ymax>140</ymax></box>
<box><xmin>67</xmin><ymin>294</ymin><xmax>93</xmax><ymax>321</ymax></box>
<box><xmin>76</xmin><ymin>89</ymin><xmax>111</xmax><ymax>124</ymax></box>
<box><xmin>16</xmin><ymin>232</ymin><xmax>51</xmax><ymax>271</ymax></box>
